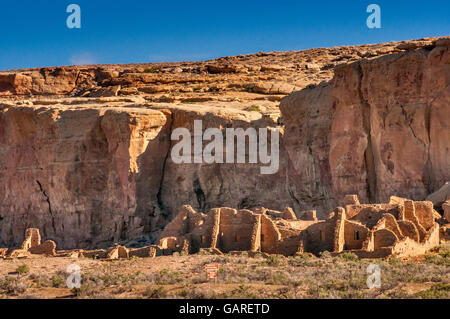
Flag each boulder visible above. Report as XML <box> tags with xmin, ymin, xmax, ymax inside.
<box><xmin>426</xmin><ymin>182</ymin><xmax>450</xmax><ymax>207</ymax></box>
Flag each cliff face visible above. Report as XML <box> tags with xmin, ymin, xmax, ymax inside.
<box><xmin>0</xmin><ymin>106</ymin><xmax>170</xmax><ymax>248</ymax></box>
<box><xmin>0</xmin><ymin>103</ymin><xmax>289</xmax><ymax>249</ymax></box>
<box><xmin>0</xmin><ymin>38</ymin><xmax>449</xmax><ymax>249</ymax></box>
<box><xmin>281</xmin><ymin>38</ymin><xmax>450</xmax><ymax>209</ymax></box>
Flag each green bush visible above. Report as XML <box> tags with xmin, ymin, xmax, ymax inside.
<box><xmin>144</xmin><ymin>285</ymin><xmax>167</xmax><ymax>299</ymax></box>
<box><xmin>52</xmin><ymin>275</ymin><xmax>65</xmax><ymax>288</ymax></box>
<box><xmin>153</xmin><ymin>269</ymin><xmax>182</xmax><ymax>285</ymax></box>
<box><xmin>339</xmin><ymin>252</ymin><xmax>359</xmax><ymax>261</ymax></box>
<box><xmin>416</xmin><ymin>284</ymin><xmax>450</xmax><ymax>299</ymax></box>
<box><xmin>244</xmin><ymin>84</ymin><xmax>255</xmax><ymax>92</ymax></box>
<box><xmin>16</xmin><ymin>264</ymin><xmax>30</xmax><ymax>275</ymax></box>
<box><xmin>245</xmin><ymin>105</ymin><xmax>261</xmax><ymax>112</ymax></box>
<box><xmin>0</xmin><ymin>277</ymin><xmax>29</xmax><ymax>295</ymax></box>
<box><xmin>263</xmin><ymin>255</ymin><xmax>282</xmax><ymax>266</ymax></box>
<box><xmin>143</xmin><ymin>67</ymin><xmax>159</xmax><ymax>73</ymax></box>
<box><xmin>319</xmin><ymin>251</ymin><xmax>331</xmax><ymax>258</ymax></box>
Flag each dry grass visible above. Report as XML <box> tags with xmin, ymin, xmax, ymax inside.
<box><xmin>0</xmin><ymin>244</ymin><xmax>449</xmax><ymax>299</ymax></box>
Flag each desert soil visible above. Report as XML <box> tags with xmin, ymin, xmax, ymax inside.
<box><xmin>1</xmin><ymin>244</ymin><xmax>448</xmax><ymax>299</ymax></box>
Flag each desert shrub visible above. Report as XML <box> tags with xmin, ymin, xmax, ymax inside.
<box><xmin>266</xmin><ymin>271</ymin><xmax>291</xmax><ymax>286</ymax></box>
<box><xmin>52</xmin><ymin>275</ymin><xmax>65</xmax><ymax>288</ymax></box>
<box><xmin>416</xmin><ymin>284</ymin><xmax>450</xmax><ymax>299</ymax></box>
<box><xmin>319</xmin><ymin>251</ymin><xmax>331</xmax><ymax>258</ymax></box>
<box><xmin>16</xmin><ymin>264</ymin><xmax>30</xmax><ymax>275</ymax></box>
<box><xmin>384</xmin><ymin>290</ymin><xmax>414</xmax><ymax>299</ymax></box>
<box><xmin>0</xmin><ymin>277</ymin><xmax>29</xmax><ymax>295</ymax></box>
<box><xmin>288</xmin><ymin>254</ymin><xmax>312</xmax><ymax>267</ymax></box>
<box><xmin>262</xmin><ymin>255</ymin><xmax>282</xmax><ymax>266</ymax></box>
<box><xmin>430</xmin><ymin>243</ymin><xmax>450</xmax><ymax>258</ymax></box>
<box><xmin>29</xmin><ymin>274</ymin><xmax>51</xmax><ymax>288</ymax></box>
<box><xmin>339</xmin><ymin>252</ymin><xmax>359</xmax><ymax>262</ymax></box>
<box><xmin>232</xmin><ymin>284</ymin><xmax>259</xmax><ymax>299</ymax></box>
<box><xmin>198</xmin><ymin>249</ymin><xmax>212</xmax><ymax>256</ymax></box>
<box><xmin>144</xmin><ymin>285</ymin><xmax>167</xmax><ymax>299</ymax></box>
<box><xmin>387</xmin><ymin>257</ymin><xmax>402</xmax><ymax>266</ymax></box>
<box><xmin>181</xmin><ymin>287</ymin><xmax>221</xmax><ymax>299</ymax></box>
<box><xmin>245</xmin><ymin>105</ymin><xmax>260</xmax><ymax>112</ymax></box>
<box><xmin>424</xmin><ymin>254</ymin><xmax>449</xmax><ymax>266</ymax></box>
<box><xmin>191</xmin><ymin>275</ymin><xmax>209</xmax><ymax>284</ymax></box>
<box><xmin>152</xmin><ymin>269</ymin><xmax>182</xmax><ymax>285</ymax></box>
<box><xmin>244</xmin><ymin>84</ymin><xmax>255</xmax><ymax>92</ymax></box>
<box><xmin>143</xmin><ymin>67</ymin><xmax>158</xmax><ymax>73</ymax></box>
<box><xmin>77</xmin><ymin>282</ymin><xmax>99</xmax><ymax>297</ymax></box>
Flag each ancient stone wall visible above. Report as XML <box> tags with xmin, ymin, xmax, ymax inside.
<box><xmin>1</xmin><ymin>194</ymin><xmax>443</xmax><ymax>260</ymax></box>
<box><xmin>373</xmin><ymin>229</ymin><xmax>398</xmax><ymax>249</ymax></box>
<box><xmin>260</xmin><ymin>214</ymin><xmax>281</xmax><ymax>254</ymax></box>
<box><xmin>343</xmin><ymin>221</ymin><xmax>369</xmax><ymax>250</ymax></box>
<box><xmin>216</xmin><ymin>208</ymin><xmax>258</xmax><ymax>253</ymax></box>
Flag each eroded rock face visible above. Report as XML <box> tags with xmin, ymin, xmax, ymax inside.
<box><xmin>0</xmin><ymin>102</ymin><xmax>291</xmax><ymax>249</ymax></box>
<box><xmin>156</xmin><ymin>105</ymin><xmax>290</xmax><ymax>220</ymax></box>
<box><xmin>281</xmin><ymin>39</ymin><xmax>450</xmax><ymax>211</ymax></box>
<box><xmin>0</xmin><ymin>37</ymin><xmax>449</xmax><ymax>249</ymax></box>
<box><xmin>0</xmin><ymin>105</ymin><xmax>170</xmax><ymax>249</ymax></box>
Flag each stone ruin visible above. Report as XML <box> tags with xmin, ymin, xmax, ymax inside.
<box><xmin>1</xmin><ymin>194</ymin><xmax>449</xmax><ymax>260</ymax></box>
<box><xmin>0</xmin><ymin>228</ymin><xmax>161</xmax><ymax>260</ymax></box>
<box><xmin>157</xmin><ymin>195</ymin><xmax>448</xmax><ymax>258</ymax></box>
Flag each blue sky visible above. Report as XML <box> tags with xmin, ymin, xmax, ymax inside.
<box><xmin>0</xmin><ymin>0</ymin><xmax>448</xmax><ymax>70</ymax></box>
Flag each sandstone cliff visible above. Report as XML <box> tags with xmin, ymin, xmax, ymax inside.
<box><xmin>0</xmin><ymin>37</ymin><xmax>448</xmax><ymax>249</ymax></box>
<box><xmin>281</xmin><ymin>37</ymin><xmax>450</xmax><ymax>210</ymax></box>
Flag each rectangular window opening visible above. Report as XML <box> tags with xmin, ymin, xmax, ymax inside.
<box><xmin>320</xmin><ymin>230</ymin><xmax>325</xmax><ymax>241</ymax></box>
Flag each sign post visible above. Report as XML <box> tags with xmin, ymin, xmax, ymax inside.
<box><xmin>205</xmin><ymin>264</ymin><xmax>219</xmax><ymax>283</ymax></box>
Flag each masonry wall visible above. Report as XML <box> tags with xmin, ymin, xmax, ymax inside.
<box><xmin>379</xmin><ymin>214</ymin><xmax>404</xmax><ymax>239</ymax></box>
<box><xmin>155</xmin><ymin>197</ymin><xmax>441</xmax><ymax>258</ymax></box>
<box><xmin>343</xmin><ymin>220</ymin><xmax>369</xmax><ymax>250</ymax></box>
<box><xmin>403</xmin><ymin>201</ymin><xmax>428</xmax><ymax>241</ymax></box>
<box><xmin>277</xmin><ymin>235</ymin><xmax>302</xmax><ymax>256</ymax></box>
<box><xmin>186</xmin><ymin>212</ymin><xmax>217</xmax><ymax>253</ymax></box>
<box><xmin>348</xmin><ymin>204</ymin><xmax>402</xmax><ymax>228</ymax></box>
<box><xmin>276</xmin><ymin>225</ymin><xmax>303</xmax><ymax>256</ymax></box>
<box><xmin>397</xmin><ymin>220</ymin><xmax>419</xmax><ymax>241</ymax></box>
<box><xmin>373</xmin><ymin>229</ymin><xmax>397</xmax><ymax>249</ymax></box>
<box><xmin>412</xmin><ymin>201</ymin><xmax>435</xmax><ymax>230</ymax></box>
<box><xmin>303</xmin><ymin>219</ymin><xmax>335</xmax><ymax>255</ymax></box>
<box><xmin>260</xmin><ymin>214</ymin><xmax>281</xmax><ymax>254</ymax></box>
<box><xmin>391</xmin><ymin>224</ymin><xmax>440</xmax><ymax>257</ymax></box>
<box><xmin>216</xmin><ymin>208</ymin><xmax>258</xmax><ymax>253</ymax></box>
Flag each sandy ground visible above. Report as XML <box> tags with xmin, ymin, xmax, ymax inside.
<box><xmin>0</xmin><ymin>249</ymin><xmax>448</xmax><ymax>299</ymax></box>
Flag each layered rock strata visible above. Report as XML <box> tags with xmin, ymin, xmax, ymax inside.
<box><xmin>0</xmin><ymin>37</ymin><xmax>449</xmax><ymax>249</ymax></box>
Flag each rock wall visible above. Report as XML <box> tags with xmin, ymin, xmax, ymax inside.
<box><xmin>281</xmin><ymin>39</ymin><xmax>450</xmax><ymax>211</ymax></box>
<box><xmin>0</xmin><ymin>103</ymin><xmax>291</xmax><ymax>249</ymax></box>
<box><xmin>0</xmin><ymin>39</ymin><xmax>448</xmax><ymax>249</ymax></box>
<box><xmin>0</xmin><ymin>105</ymin><xmax>171</xmax><ymax>248</ymax></box>
<box><xmin>156</xmin><ymin>105</ymin><xmax>290</xmax><ymax>219</ymax></box>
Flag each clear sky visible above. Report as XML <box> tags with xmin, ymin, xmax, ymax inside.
<box><xmin>1</xmin><ymin>0</ymin><xmax>449</xmax><ymax>70</ymax></box>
